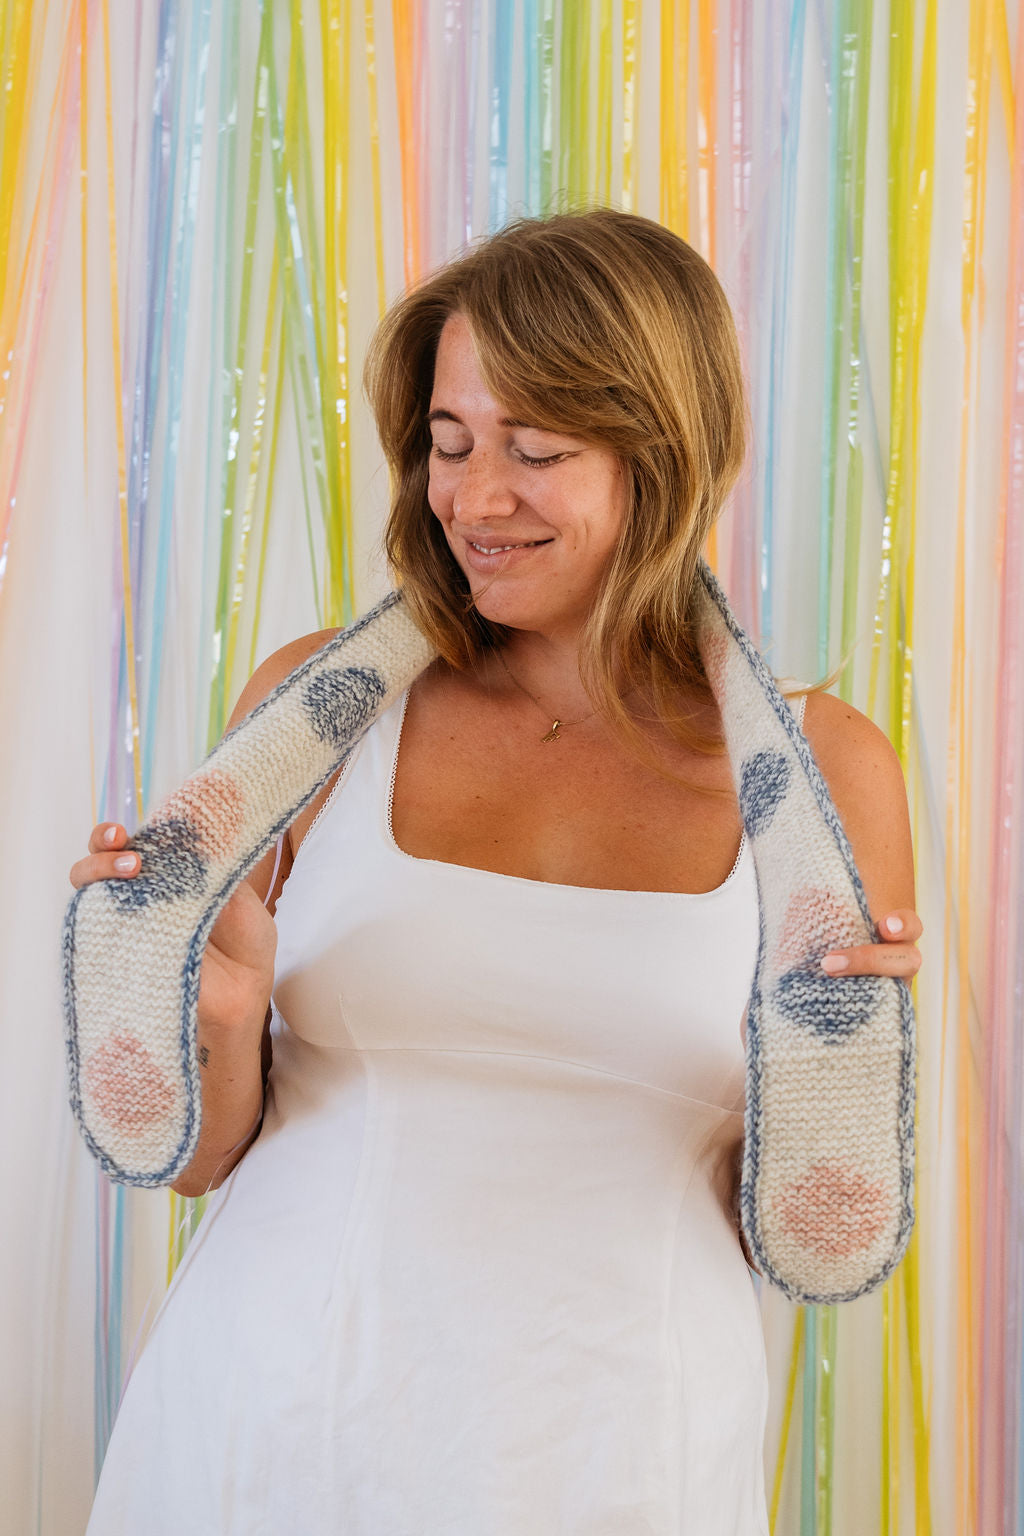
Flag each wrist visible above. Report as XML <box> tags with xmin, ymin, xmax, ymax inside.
<box><xmin>196</xmin><ymin>995</ymin><xmax>270</xmax><ymax>1048</ymax></box>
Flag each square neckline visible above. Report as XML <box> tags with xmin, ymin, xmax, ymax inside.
<box><xmin>383</xmin><ymin>688</ymin><xmax>753</xmax><ymax>900</ymax></box>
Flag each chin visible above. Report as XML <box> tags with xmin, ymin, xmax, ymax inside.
<box><xmin>472</xmin><ymin>590</ymin><xmax>577</xmax><ymax>636</ymax></box>
<box><xmin>469</xmin><ymin>594</ymin><xmax>531</xmax><ymax>630</ymax></box>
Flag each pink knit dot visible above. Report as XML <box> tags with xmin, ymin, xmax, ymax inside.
<box><xmin>157</xmin><ymin>768</ymin><xmax>246</xmax><ymax>861</ymax></box>
<box><xmin>83</xmin><ymin>1033</ymin><xmax>176</xmax><ymax>1134</ymax></box>
<box><xmin>773</xmin><ymin>1163</ymin><xmax>892</xmax><ymax>1257</ymax></box>
<box><xmin>773</xmin><ymin>886</ymin><xmax>860</xmax><ymax>970</ymax></box>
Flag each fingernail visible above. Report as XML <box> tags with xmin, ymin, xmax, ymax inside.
<box><xmin>103</xmin><ymin>827</ymin><xmax>118</xmax><ymax>845</ymax></box>
<box><xmin>114</xmin><ymin>855</ymin><xmax>137</xmax><ymax>873</ymax></box>
<box><xmin>820</xmin><ymin>954</ymin><xmax>848</xmax><ymax>973</ymax></box>
<box><xmin>885</xmin><ymin>915</ymin><xmax>903</xmax><ymax>935</ymax></box>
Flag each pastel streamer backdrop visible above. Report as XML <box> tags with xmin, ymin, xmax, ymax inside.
<box><xmin>0</xmin><ymin>1</ymin><xmax>1015</xmax><ymax>1532</ymax></box>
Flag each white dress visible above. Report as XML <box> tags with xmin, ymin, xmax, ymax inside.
<box><xmin>87</xmin><ymin>690</ymin><xmax>773</xmax><ymax>1535</ymax></box>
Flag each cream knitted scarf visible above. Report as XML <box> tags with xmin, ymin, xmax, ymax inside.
<box><xmin>63</xmin><ymin>558</ymin><xmax>915</xmax><ymax>1305</ymax></box>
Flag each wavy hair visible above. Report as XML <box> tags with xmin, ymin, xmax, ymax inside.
<box><xmin>365</xmin><ymin>207</ymin><xmax>820</xmax><ymax>772</ymax></box>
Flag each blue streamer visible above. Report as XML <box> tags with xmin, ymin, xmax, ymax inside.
<box><xmin>816</xmin><ymin>0</ymin><xmax>843</xmax><ymax>678</ymax></box>
<box><xmin>522</xmin><ymin>0</ymin><xmax>539</xmax><ymax>212</ymax></box>
<box><xmin>466</xmin><ymin>0</ymin><xmax>482</xmax><ymax>243</ymax></box>
<box><xmin>92</xmin><ymin>1176</ymin><xmax>105</xmax><ymax>1482</ymax></box>
<box><xmin>488</xmin><ymin>0</ymin><xmax>513</xmax><ymax>229</ymax></box>
<box><xmin>128</xmin><ymin>0</ymin><xmax>178</xmax><ymax>615</ymax></box>
<box><xmin>801</xmin><ymin>1306</ymin><xmax>818</xmax><ymax>1535</ymax></box>
<box><xmin>142</xmin><ymin>0</ymin><xmax>213</xmax><ymax>801</ymax></box>
<box><xmin>194</xmin><ymin>0</ymin><xmax>241</xmax><ymax>762</ymax></box>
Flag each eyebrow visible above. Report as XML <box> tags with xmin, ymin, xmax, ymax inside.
<box><xmin>426</xmin><ymin>408</ymin><xmax>544</xmax><ymax>430</ymax></box>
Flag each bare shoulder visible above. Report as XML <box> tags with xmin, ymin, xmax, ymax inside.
<box><xmin>225</xmin><ymin>627</ymin><xmax>340</xmax><ymax>906</ymax></box>
<box><xmin>800</xmin><ymin>690</ymin><xmax>916</xmax><ymax>917</ymax></box>
<box><xmin>226</xmin><ymin>627</ymin><xmax>340</xmax><ymax>732</ymax></box>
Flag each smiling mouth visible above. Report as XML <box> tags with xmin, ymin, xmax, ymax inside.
<box><xmin>467</xmin><ymin>539</ymin><xmax>550</xmax><ymax>552</ymax></box>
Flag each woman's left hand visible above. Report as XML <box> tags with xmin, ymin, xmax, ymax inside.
<box><xmin>818</xmin><ymin>909</ymin><xmax>923</xmax><ymax>978</ymax></box>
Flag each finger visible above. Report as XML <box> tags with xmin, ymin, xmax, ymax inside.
<box><xmin>69</xmin><ymin>849</ymin><xmax>142</xmax><ymax>890</ymax></box>
<box><xmin>875</xmin><ymin>909</ymin><xmax>924</xmax><ymax>943</ymax></box>
<box><xmin>819</xmin><ymin>943</ymin><xmax>922</xmax><ymax>979</ymax></box>
<box><xmin>88</xmin><ymin>823</ymin><xmax>128</xmax><ymax>855</ymax></box>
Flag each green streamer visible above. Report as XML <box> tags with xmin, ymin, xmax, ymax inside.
<box><xmin>288</xmin><ymin>0</ymin><xmax>352</xmax><ymax>627</ymax></box>
<box><xmin>817</xmin><ymin>0</ymin><xmax>854</xmax><ymax>677</ymax></box>
<box><xmin>195</xmin><ymin>0</ymin><xmax>241</xmax><ymax>765</ymax></box>
<box><xmin>597</xmin><ymin>0</ymin><xmax>612</xmax><ymax>204</ymax></box>
<box><xmin>206</xmin><ymin>3</ymin><xmax>274</xmax><ymax>746</ymax></box>
<box><xmin>264</xmin><ymin>14</ymin><xmax>332</xmax><ymax>630</ymax></box>
<box><xmin>801</xmin><ymin>1305</ymin><xmax>818</xmax><ymax>1535</ymax></box>
<box><xmin>249</xmin><ymin>277</ymin><xmax>288</xmax><ymax>678</ymax></box>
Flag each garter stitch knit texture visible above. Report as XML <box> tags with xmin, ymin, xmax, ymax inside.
<box><xmin>62</xmin><ymin>561</ymin><xmax>915</xmax><ymax>1305</ymax></box>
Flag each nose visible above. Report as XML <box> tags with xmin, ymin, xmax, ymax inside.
<box><xmin>451</xmin><ymin>447</ymin><xmax>518</xmax><ymax>523</ymax></box>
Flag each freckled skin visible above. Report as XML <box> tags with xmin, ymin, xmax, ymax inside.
<box><xmin>426</xmin><ymin>313</ymin><xmax>628</xmax><ymax>647</ymax></box>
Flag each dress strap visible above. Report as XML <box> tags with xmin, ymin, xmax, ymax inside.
<box><xmin>263</xmin><ymin>834</ymin><xmax>285</xmax><ymax>907</ymax></box>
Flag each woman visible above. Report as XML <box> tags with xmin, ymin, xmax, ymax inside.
<box><xmin>72</xmin><ymin>208</ymin><xmax>922</xmax><ymax>1534</ymax></box>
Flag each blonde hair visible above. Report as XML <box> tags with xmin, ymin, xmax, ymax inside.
<box><xmin>365</xmin><ymin>207</ymin><xmax>819</xmax><ymax>776</ymax></box>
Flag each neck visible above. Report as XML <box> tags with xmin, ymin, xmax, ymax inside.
<box><xmin>493</xmin><ymin>626</ymin><xmax>593</xmax><ymax>714</ymax></box>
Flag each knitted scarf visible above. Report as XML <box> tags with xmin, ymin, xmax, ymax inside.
<box><xmin>62</xmin><ymin>558</ymin><xmax>915</xmax><ymax>1305</ymax></box>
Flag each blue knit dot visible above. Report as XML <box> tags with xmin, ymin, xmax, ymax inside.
<box><xmin>105</xmin><ymin>819</ymin><xmax>207</xmax><ymax>912</ymax></box>
<box><xmin>738</xmin><ymin>749</ymin><xmax>791</xmax><ymax>836</ymax></box>
<box><xmin>773</xmin><ymin>966</ymin><xmax>884</xmax><ymax>1041</ymax></box>
<box><xmin>303</xmin><ymin>665</ymin><xmax>387</xmax><ymax>749</ymax></box>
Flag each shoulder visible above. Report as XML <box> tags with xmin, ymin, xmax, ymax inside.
<box><xmin>225</xmin><ymin>629</ymin><xmax>340</xmax><ymax>905</ymax></box>
<box><xmin>226</xmin><ymin>628</ymin><xmax>339</xmax><ymax>732</ymax></box>
<box><xmin>799</xmin><ymin>690</ymin><xmax>915</xmax><ymax>917</ymax></box>
<box><xmin>800</xmin><ymin>690</ymin><xmax>903</xmax><ymax>784</ymax></box>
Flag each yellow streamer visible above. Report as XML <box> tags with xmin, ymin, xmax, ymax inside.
<box><xmin>946</xmin><ymin>1</ymin><xmax>994</xmax><ymax>1524</ymax></box>
<box><xmin>621</xmin><ymin>0</ymin><xmax>637</xmax><ymax>210</ymax></box>
<box><xmin>0</xmin><ymin>0</ymin><xmax>74</xmax><ymax>566</ymax></box>
<box><xmin>896</xmin><ymin>6</ymin><xmax>937</xmax><ymax>1531</ymax></box>
<box><xmin>598</xmin><ymin>0</ymin><xmax>612</xmax><ymax>205</ymax></box>
<box><xmin>0</xmin><ymin>0</ymin><xmax>34</xmax><ymax>301</ymax></box>
<box><xmin>770</xmin><ymin>1308</ymin><xmax>804</xmax><ymax>1531</ymax></box>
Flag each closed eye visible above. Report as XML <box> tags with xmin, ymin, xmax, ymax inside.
<box><xmin>429</xmin><ymin>445</ymin><xmax>569</xmax><ymax>468</ymax></box>
<box><xmin>515</xmin><ymin>450</ymin><xmax>570</xmax><ymax>468</ymax></box>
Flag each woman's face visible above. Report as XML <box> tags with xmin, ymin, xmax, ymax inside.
<box><xmin>426</xmin><ymin>313</ymin><xmax>627</xmax><ymax>642</ymax></box>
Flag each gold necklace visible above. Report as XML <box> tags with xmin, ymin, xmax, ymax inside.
<box><xmin>495</xmin><ymin>649</ymin><xmax>599</xmax><ymax>743</ymax></box>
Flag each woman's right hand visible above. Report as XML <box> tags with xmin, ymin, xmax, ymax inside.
<box><xmin>69</xmin><ymin>821</ymin><xmax>278</xmax><ymax>1037</ymax></box>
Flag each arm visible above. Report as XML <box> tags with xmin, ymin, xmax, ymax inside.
<box><xmin>169</xmin><ymin>631</ymin><xmax>344</xmax><ymax>1195</ymax></box>
<box><xmin>72</xmin><ymin>627</ymin><xmax>339</xmax><ymax>1197</ymax></box>
<box><xmin>801</xmin><ymin>691</ymin><xmax>922</xmax><ymax>967</ymax></box>
<box><xmin>734</xmin><ymin>692</ymin><xmax>922</xmax><ymax>1271</ymax></box>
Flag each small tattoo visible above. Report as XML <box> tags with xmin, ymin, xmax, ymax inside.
<box><xmin>198</xmin><ymin>1045</ymin><xmax>210</xmax><ymax>1068</ymax></box>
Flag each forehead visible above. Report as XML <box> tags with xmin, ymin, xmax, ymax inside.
<box><xmin>428</xmin><ymin>316</ymin><xmax>553</xmax><ymax>436</ymax></box>
<box><xmin>429</xmin><ymin>314</ymin><xmax>490</xmax><ymax>405</ymax></box>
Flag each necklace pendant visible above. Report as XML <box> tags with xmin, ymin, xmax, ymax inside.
<box><xmin>541</xmin><ymin>720</ymin><xmax>562</xmax><ymax>743</ymax></box>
